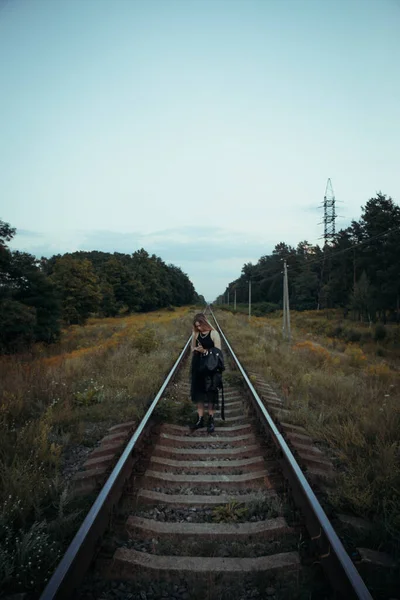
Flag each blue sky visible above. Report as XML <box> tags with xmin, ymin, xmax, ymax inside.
<box><xmin>1</xmin><ymin>0</ymin><xmax>400</xmax><ymax>300</ymax></box>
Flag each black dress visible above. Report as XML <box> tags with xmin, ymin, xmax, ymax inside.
<box><xmin>190</xmin><ymin>331</ymin><xmax>219</xmax><ymax>409</ymax></box>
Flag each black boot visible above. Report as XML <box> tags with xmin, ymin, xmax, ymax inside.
<box><xmin>190</xmin><ymin>416</ymin><xmax>204</xmax><ymax>430</ymax></box>
<box><xmin>207</xmin><ymin>415</ymin><xmax>215</xmax><ymax>434</ymax></box>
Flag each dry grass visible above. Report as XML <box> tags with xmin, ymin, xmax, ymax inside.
<box><xmin>285</xmin><ymin>308</ymin><xmax>400</xmax><ymax>362</ymax></box>
<box><xmin>0</xmin><ymin>306</ymin><xmax>196</xmax><ymax>596</ymax></box>
<box><xmin>215</xmin><ymin>310</ymin><xmax>400</xmax><ymax>560</ymax></box>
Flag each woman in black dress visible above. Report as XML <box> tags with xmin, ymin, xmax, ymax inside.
<box><xmin>190</xmin><ymin>313</ymin><xmax>222</xmax><ymax>433</ymax></box>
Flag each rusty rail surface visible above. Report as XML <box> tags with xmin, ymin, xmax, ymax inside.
<box><xmin>210</xmin><ymin>308</ymin><xmax>372</xmax><ymax>600</ymax></box>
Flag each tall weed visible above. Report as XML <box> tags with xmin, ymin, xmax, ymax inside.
<box><xmin>0</xmin><ymin>307</ymin><xmax>194</xmax><ymax>596</ymax></box>
<box><xmin>216</xmin><ymin>310</ymin><xmax>400</xmax><ymax>556</ymax></box>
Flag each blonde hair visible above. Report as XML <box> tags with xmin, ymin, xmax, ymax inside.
<box><xmin>192</xmin><ymin>313</ymin><xmax>214</xmax><ymax>334</ymax></box>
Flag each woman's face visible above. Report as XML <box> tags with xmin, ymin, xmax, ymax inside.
<box><xmin>194</xmin><ymin>321</ymin><xmax>203</xmax><ymax>332</ymax></box>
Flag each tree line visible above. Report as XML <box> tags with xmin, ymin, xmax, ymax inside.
<box><xmin>219</xmin><ymin>193</ymin><xmax>400</xmax><ymax>322</ymax></box>
<box><xmin>0</xmin><ymin>221</ymin><xmax>202</xmax><ymax>352</ymax></box>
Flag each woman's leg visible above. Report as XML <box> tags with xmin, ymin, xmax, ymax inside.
<box><xmin>207</xmin><ymin>396</ymin><xmax>218</xmax><ymax>433</ymax></box>
<box><xmin>190</xmin><ymin>402</ymin><xmax>205</xmax><ymax>429</ymax></box>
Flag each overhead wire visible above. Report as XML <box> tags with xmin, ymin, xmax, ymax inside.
<box><xmin>229</xmin><ymin>222</ymin><xmax>400</xmax><ymax>291</ymax></box>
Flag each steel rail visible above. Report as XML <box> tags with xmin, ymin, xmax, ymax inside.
<box><xmin>40</xmin><ymin>336</ymin><xmax>192</xmax><ymax>600</ymax></box>
<box><xmin>210</xmin><ymin>309</ymin><xmax>373</xmax><ymax>600</ymax></box>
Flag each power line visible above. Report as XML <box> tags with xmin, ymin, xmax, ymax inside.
<box><xmin>231</xmin><ymin>222</ymin><xmax>400</xmax><ymax>292</ymax></box>
<box><xmin>305</xmin><ymin>222</ymin><xmax>400</xmax><ymax>269</ymax></box>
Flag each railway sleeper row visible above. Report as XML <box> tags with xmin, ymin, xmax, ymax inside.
<box><xmin>77</xmin><ymin>361</ymin><xmax>331</xmax><ymax>600</ymax></box>
<box><xmin>70</xmin><ymin>328</ymin><xmax>397</xmax><ymax>600</ymax></box>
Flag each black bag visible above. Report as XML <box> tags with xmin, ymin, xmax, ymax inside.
<box><xmin>199</xmin><ymin>348</ymin><xmax>225</xmax><ymax>420</ymax></box>
<box><xmin>198</xmin><ymin>347</ymin><xmax>225</xmax><ymax>375</ymax></box>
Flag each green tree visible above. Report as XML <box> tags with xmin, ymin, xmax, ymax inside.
<box><xmin>103</xmin><ymin>256</ymin><xmax>144</xmax><ymax>312</ymax></box>
<box><xmin>0</xmin><ymin>220</ymin><xmax>15</xmax><ymax>288</ymax></box>
<box><xmin>351</xmin><ymin>271</ymin><xmax>374</xmax><ymax>322</ymax></box>
<box><xmin>0</xmin><ymin>220</ymin><xmax>16</xmax><ymax>246</ymax></box>
<box><xmin>324</xmin><ymin>231</ymin><xmax>354</xmax><ymax>309</ymax></box>
<box><xmin>11</xmin><ymin>251</ymin><xmax>61</xmax><ymax>342</ymax></box>
<box><xmin>43</xmin><ymin>248</ymin><xmax>198</xmax><ymax>316</ymax></box>
<box><xmin>99</xmin><ymin>281</ymin><xmax>119</xmax><ymax>317</ymax></box>
<box><xmin>0</xmin><ymin>300</ymin><xmax>36</xmax><ymax>351</ymax></box>
<box><xmin>350</xmin><ymin>193</ymin><xmax>400</xmax><ymax>320</ymax></box>
<box><xmin>50</xmin><ymin>256</ymin><xmax>101</xmax><ymax>325</ymax></box>
<box><xmin>294</xmin><ymin>268</ymin><xmax>319</xmax><ymax>310</ymax></box>
<box><xmin>0</xmin><ymin>220</ymin><xmax>61</xmax><ymax>349</ymax></box>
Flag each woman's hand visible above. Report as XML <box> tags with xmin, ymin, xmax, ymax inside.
<box><xmin>194</xmin><ymin>345</ymin><xmax>206</xmax><ymax>354</ymax></box>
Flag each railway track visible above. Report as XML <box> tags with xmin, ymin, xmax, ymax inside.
<box><xmin>40</xmin><ymin>311</ymin><xmax>373</xmax><ymax>600</ymax></box>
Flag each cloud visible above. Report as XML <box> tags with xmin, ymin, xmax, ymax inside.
<box><xmin>17</xmin><ymin>229</ymin><xmax>45</xmax><ymax>238</ymax></box>
<box><xmin>79</xmin><ymin>227</ymin><xmax>274</xmax><ymax>262</ymax></box>
<box><xmin>8</xmin><ymin>225</ymin><xmax>282</xmax><ymax>299</ymax></box>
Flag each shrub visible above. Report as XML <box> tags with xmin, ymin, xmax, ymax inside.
<box><xmin>73</xmin><ymin>385</ymin><xmax>104</xmax><ymax>407</ymax></box>
<box><xmin>0</xmin><ymin>519</ymin><xmax>62</xmax><ymax>594</ymax></box>
<box><xmin>327</xmin><ymin>324</ymin><xmax>343</xmax><ymax>338</ymax></box>
<box><xmin>293</xmin><ymin>341</ymin><xmax>331</xmax><ymax>366</ymax></box>
<box><xmin>360</xmin><ymin>330</ymin><xmax>373</xmax><ymax>343</ymax></box>
<box><xmin>366</xmin><ymin>363</ymin><xmax>393</xmax><ymax>381</ymax></box>
<box><xmin>343</xmin><ymin>328</ymin><xmax>362</xmax><ymax>343</ymax></box>
<box><xmin>374</xmin><ymin>323</ymin><xmax>387</xmax><ymax>342</ymax></box>
<box><xmin>344</xmin><ymin>345</ymin><xmax>367</xmax><ymax>367</ymax></box>
<box><xmin>255</xmin><ymin>302</ymin><xmax>280</xmax><ymax>315</ymax></box>
<box><xmin>132</xmin><ymin>327</ymin><xmax>159</xmax><ymax>353</ymax></box>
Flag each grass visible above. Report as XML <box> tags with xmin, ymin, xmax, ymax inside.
<box><xmin>214</xmin><ymin>309</ymin><xmax>400</xmax><ymax>567</ymax></box>
<box><xmin>211</xmin><ymin>494</ymin><xmax>284</xmax><ymax>523</ymax></box>
<box><xmin>281</xmin><ymin>307</ymin><xmax>400</xmax><ymax>364</ymax></box>
<box><xmin>212</xmin><ymin>501</ymin><xmax>249</xmax><ymax>522</ymax></box>
<box><xmin>0</xmin><ymin>306</ymin><xmax>198</xmax><ymax>597</ymax></box>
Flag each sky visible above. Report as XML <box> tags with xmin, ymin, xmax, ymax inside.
<box><xmin>1</xmin><ymin>0</ymin><xmax>400</xmax><ymax>301</ymax></box>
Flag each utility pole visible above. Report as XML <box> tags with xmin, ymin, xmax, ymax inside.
<box><xmin>282</xmin><ymin>260</ymin><xmax>291</xmax><ymax>341</ymax></box>
<box><xmin>227</xmin><ymin>290</ymin><xmax>230</xmax><ymax>306</ymax></box>
<box><xmin>248</xmin><ymin>279</ymin><xmax>252</xmax><ymax>319</ymax></box>
<box><xmin>282</xmin><ymin>263</ymin><xmax>286</xmax><ymax>335</ymax></box>
<box><xmin>234</xmin><ymin>288</ymin><xmax>237</xmax><ymax>311</ymax></box>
